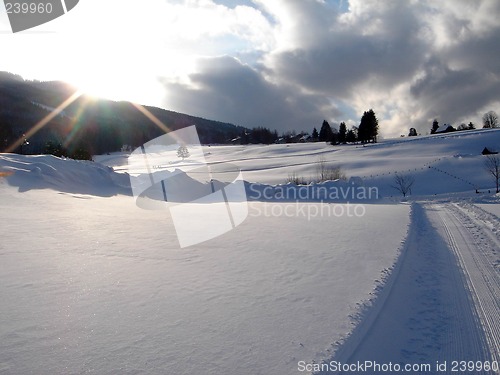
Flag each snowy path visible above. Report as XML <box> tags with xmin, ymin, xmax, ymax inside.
<box><xmin>440</xmin><ymin>203</ymin><xmax>500</xmax><ymax>363</ymax></box>
<box><xmin>323</xmin><ymin>202</ymin><xmax>499</xmax><ymax>374</ymax></box>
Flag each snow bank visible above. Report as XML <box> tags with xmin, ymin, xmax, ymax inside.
<box><xmin>0</xmin><ymin>154</ymin><xmax>131</xmax><ymax>196</ymax></box>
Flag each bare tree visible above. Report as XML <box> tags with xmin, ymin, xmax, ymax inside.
<box><xmin>286</xmin><ymin>172</ymin><xmax>309</xmax><ymax>185</ymax></box>
<box><xmin>315</xmin><ymin>156</ymin><xmax>346</xmax><ymax>182</ymax></box>
<box><xmin>482</xmin><ymin>111</ymin><xmax>499</xmax><ymax>129</ymax></box>
<box><xmin>484</xmin><ymin>155</ymin><xmax>500</xmax><ymax>193</ymax></box>
<box><xmin>391</xmin><ymin>174</ymin><xmax>415</xmax><ymax>197</ymax></box>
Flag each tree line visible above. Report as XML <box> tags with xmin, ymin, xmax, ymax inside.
<box><xmin>412</xmin><ymin>110</ymin><xmax>498</xmax><ymax>137</ymax></box>
<box><xmin>238</xmin><ymin>109</ymin><xmax>379</xmax><ymax>146</ymax></box>
<box><xmin>311</xmin><ymin>109</ymin><xmax>379</xmax><ymax>145</ymax></box>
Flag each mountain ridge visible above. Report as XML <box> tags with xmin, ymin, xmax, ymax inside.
<box><xmin>0</xmin><ymin>71</ymin><xmax>246</xmax><ymax>155</ymax></box>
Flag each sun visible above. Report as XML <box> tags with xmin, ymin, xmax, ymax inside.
<box><xmin>70</xmin><ymin>73</ymin><xmax>130</xmax><ymax>102</ymax></box>
<box><xmin>51</xmin><ymin>5</ymin><xmax>168</xmax><ymax>107</ymax></box>
<box><xmin>2</xmin><ymin>0</ymin><xmax>182</xmax><ymax>108</ymax></box>
<box><xmin>67</xmin><ymin>70</ymin><xmax>165</xmax><ymax>107</ymax></box>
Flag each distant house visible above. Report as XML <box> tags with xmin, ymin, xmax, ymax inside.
<box><xmin>434</xmin><ymin>124</ymin><xmax>456</xmax><ymax>134</ymax></box>
<box><xmin>230</xmin><ymin>136</ymin><xmax>241</xmax><ymax>144</ymax></box>
<box><xmin>482</xmin><ymin>147</ymin><xmax>498</xmax><ymax>155</ymax></box>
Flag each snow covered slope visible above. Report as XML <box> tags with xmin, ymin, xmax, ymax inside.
<box><xmin>2</xmin><ymin>128</ymin><xmax>497</xmax><ymax>198</ymax></box>
<box><xmin>0</xmin><ymin>184</ymin><xmax>410</xmax><ymax>374</ymax></box>
<box><xmin>1</xmin><ymin>129</ymin><xmax>499</xmax><ymax>374</ymax></box>
<box><xmin>99</xmin><ymin>128</ymin><xmax>500</xmax><ymax>197</ymax></box>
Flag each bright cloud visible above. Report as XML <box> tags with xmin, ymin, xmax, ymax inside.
<box><xmin>1</xmin><ymin>0</ymin><xmax>499</xmax><ymax>137</ymax></box>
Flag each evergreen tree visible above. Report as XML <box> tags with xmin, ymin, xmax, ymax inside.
<box><xmin>358</xmin><ymin>109</ymin><xmax>379</xmax><ymax>143</ymax></box>
<box><xmin>246</xmin><ymin>127</ymin><xmax>279</xmax><ymax>144</ymax></box>
<box><xmin>468</xmin><ymin>122</ymin><xmax>475</xmax><ymax>130</ymax></box>
<box><xmin>312</xmin><ymin>127</ymin><xmax>319</xmax><ymax>141</ymax></box>
<box><xmin>346</xmin><ymin>128</ymin><xmax>357</xmax><ymax>143</ymax></box>
<box><xmin>338</xmin><ymin>122</ymin><xmax>347</xmax><ymax>144</ymax></box>
<box><xmin>319</xmin><ymin>120</ymin><xmax>333</xmax><ymax>142</ymax></box>
<box><xmin>43</xmin><ymin>140</ymin><xmax>68</xmax><ymax>157</ymax></box>
<box><xmin>330</xmin><ymin>128</ymin><xmax>339</xmax><ymax>145</ymax></box>
<box><xmin>431</xmin><ymin>119</ymin><xmax>439</xmax><ymax>134</ymax></box>
<box><xmin>0</xmin><ymin>123</ymin><xmax>13</xmax><ymax>152</ymax></box>
<box><xmin>71</xmin><ymin>146</ymin><xmax>92</xmax><ymax>161</ymax></box>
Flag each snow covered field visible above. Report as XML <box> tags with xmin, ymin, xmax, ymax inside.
<box><xmin>1</xmin><ymin>129</ymin><xmax>499</xmax><ymax>374</ymax></box>
<box><xmin>100</xmin><ymin>128</ymin><xmax>500</xmax><ymax>197</ymax></box>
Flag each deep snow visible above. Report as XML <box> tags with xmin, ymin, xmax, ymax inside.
<box><xmin>1</xmin><ymin>128</ymin><xmax>499</xmax><ymax>374</ymax></box>
<box><xmin>0</xmin><ymin>186</ymin><xmax>409</xmax><ymax>374</ymax></box>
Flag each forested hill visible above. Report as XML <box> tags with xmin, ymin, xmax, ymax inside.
<box><xmin>0</xmin><ymin>72</ymin><xmax>245</xmax><ymax>155</ymax></box>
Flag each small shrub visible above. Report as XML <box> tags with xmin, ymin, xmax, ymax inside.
<box><xmin>315</xmin><ymin>157</ymin><xmax>346</xmax><ymax>182</ymax></box>
<box><xmin>71</xmin><ymin>147</ymin><xmax>93</xmax><ymax>161</ymax></box>
<box><xmin>286</xmin><ymin>172</ymin><xmax>310</xmax><ymax>185</ymax></box>
<box><xmin>43</xmin><ymin>141</ymin><xmax>68</xmax><ymax>158</ymax></box>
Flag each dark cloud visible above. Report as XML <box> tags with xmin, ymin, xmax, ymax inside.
<box><xmin>410</xmin><ymin>58</ymin><xmax>500</xmax><ymax>125</ymax></box>
<box><xmin>163</xmin><ymin>56</ymin><xmax>341</xmax><ymax>133</ymax></box>
<box><xmin>270</xmin><ymin>35</ymin><xmax>425</xmax><ymax>99</ymax></box>
<box><xmin>162</xmin><ymin>0</ymin><xmax>500</xmax><ymax>136</ymax></box>
<box><xmin>266</xmin><ymin>1</ymin><xmax>427</xmax><ymax>95</ymax></box>
<box><xmin>405</xmin><ymin>1</ymin><xmax>500</xmax><ymax>130</ymax></box>
<box><xmin>445</xmin><ymin>33</ymin><xmax>500</xmax><ymax>77</ymax></box>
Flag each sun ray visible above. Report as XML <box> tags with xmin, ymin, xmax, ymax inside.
<box><xmin>6</xmin><ymin>94</ymin><xmax>188</xmax><ymax>156</ymax></box>
<box><xmin>6</xmin><ymin>90</ymin><xmax>83</xmax><ymax>154</ymax></box>
<box><xmin>62</xmin><ymin>95</ymin><xmax>93</xmax><ymax>149</ymax></box>
<box><xmin>130</xmin><ymin>102</ymin><xmax>173</xmax><ymax>136</ymax></box>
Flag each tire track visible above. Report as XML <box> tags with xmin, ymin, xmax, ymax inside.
<box><xmin>435</xmin><ymin>206</ymin><xmax>494</xmax><ymax>369</ymax></box>
<box><xmin>438</xmin><ymin>204</ymin><xmax>500</xmax><ymax>364</ymax></box>
<box><xmin>318</xmin><ymin>203</ymin><xmax>496</xmax><ymax>374</ymax></box>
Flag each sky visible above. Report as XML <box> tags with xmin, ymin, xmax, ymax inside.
<box><xmin>0</xmin><ymin>0</ymin><xmax>499</xmax><ymax>137</ymax></box>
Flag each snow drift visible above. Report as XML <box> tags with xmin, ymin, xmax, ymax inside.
<box><xmin>0</xmin><ymin>153</ymin><xmax>131</xmax><ymax>196</ymax></box>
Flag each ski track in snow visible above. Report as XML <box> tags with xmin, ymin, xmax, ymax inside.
<box><xmin>2</xmin><ymin>130</ymin><xmax>500</xmax><ymax>374</ymax></box>
<box><xmin>318</xmin><ymin>202</ymin><xmax>499</xmax><ymax>374</ymax></box>
<box><xmin>442</xmin><ymin>203</ymin><xmax>500</xmax><ymax>363</ymax></box>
